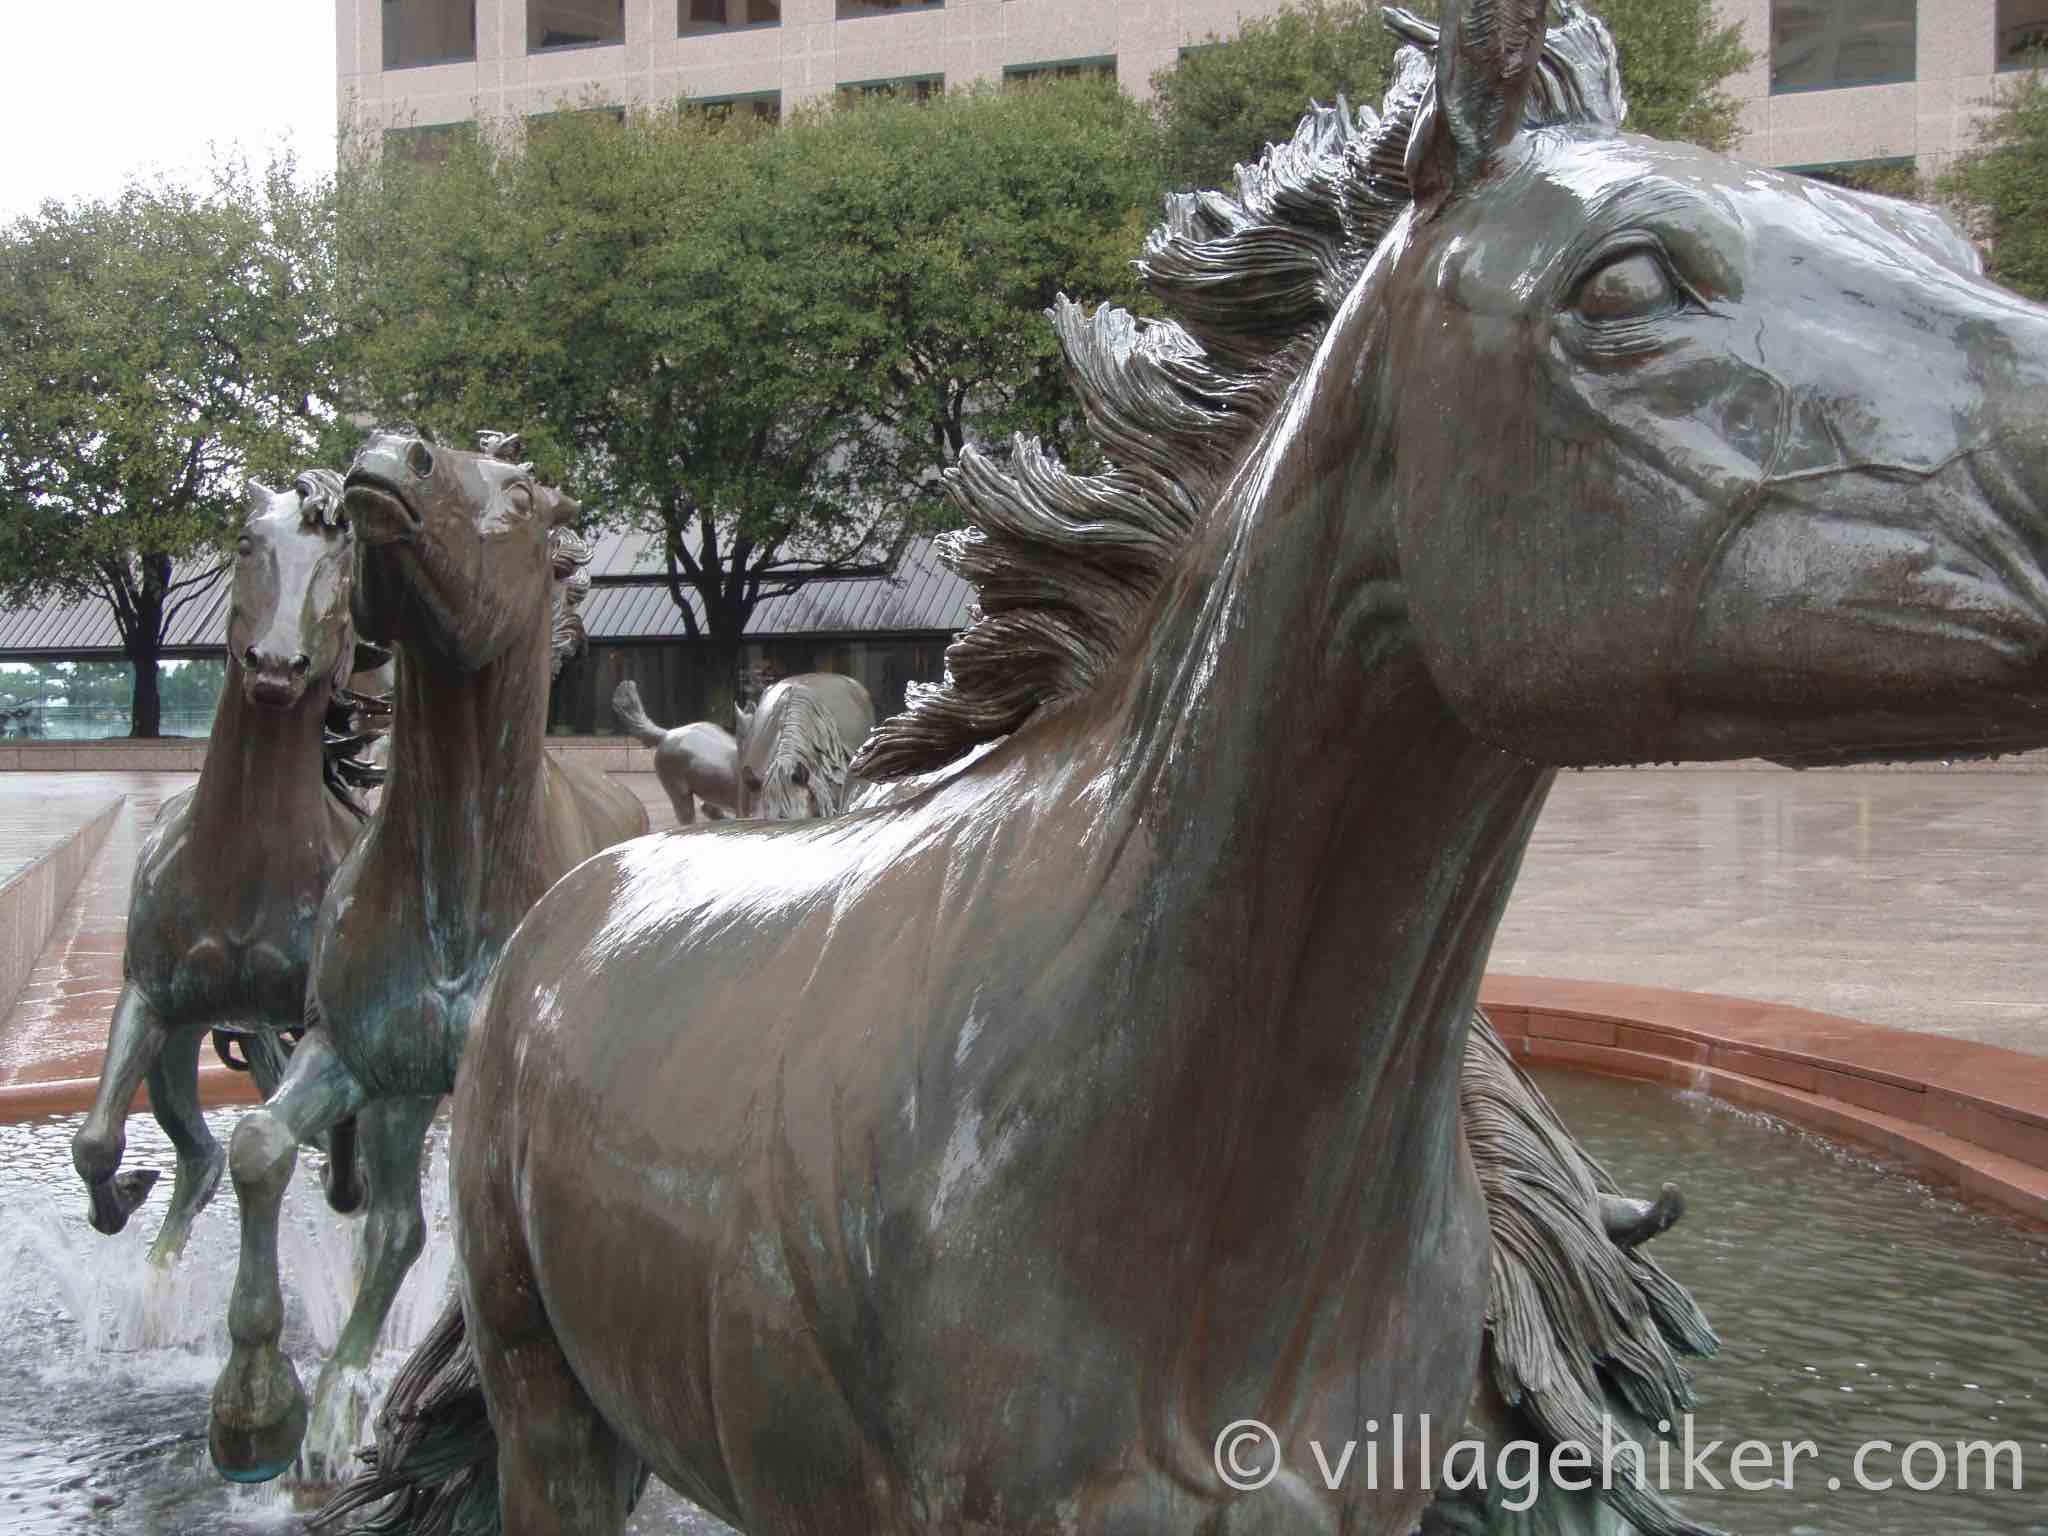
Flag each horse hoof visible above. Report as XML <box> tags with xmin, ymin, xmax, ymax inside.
<box><xmin>209</xmin><ymin>1347</ymin><xmax>309</xmax><ymax>1484</ymax></box>
<box><xmin>86</xmin><ymin>1169</ymin><xmax>161</xmax><ymax>1235</ymax></box>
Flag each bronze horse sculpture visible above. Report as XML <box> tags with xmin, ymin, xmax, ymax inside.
<box><xmin>207</xmin><ymin>430</ymin><xmax>648</xmax><ymax>1481</ymax></box>
<box><xmin>731</xmin><ymin>671</ymin><xmax>875</xmax><ymax>819</ymax></box>
<box><xmin>324</xmin><ymin>2</ymin><xmax>2048</xmax><ymax>1530</ymax></box>
<box><xmin>613</xmin><ymin>679</ymin><xmax>741</xmax><ymax>824</ymax></box>
<box><xmin>70</xmin><ymin>471</ymin><xmax>371</xmax><ymax>1266</ymax></box>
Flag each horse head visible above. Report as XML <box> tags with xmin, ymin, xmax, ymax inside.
<box><xmin>1364</xmin><ymin>1</ymin><xmax>2048</xmax><ymax>766</ymax></box>
<box><xmin>734</xmin><ymin>676</ymin><xmax>857</xmax><ymax>819</ymax></box>
<box><xmin>227</xmin><ymin>470</ymin><xmax>356</xmax><ymax>710</ymax></box>
<box><xmin>341</xmin><ymin>428</ymin><xmax>577</xmax><ymax>672</ymax></box>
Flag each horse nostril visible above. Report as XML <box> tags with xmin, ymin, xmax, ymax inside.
<box><xmin>790</xmin><ymin>763</ymin><xmax>809</xmax><ymax>787</ymax></box>
<box><xmin>290</xmin><ymin>654</ymin><xmax>310</xmax><ymax>676</ymax></box>
<box><xmin>406</xmin><ymin>441</ymin><xmax>435</xmax><ymax>479</ymax></box>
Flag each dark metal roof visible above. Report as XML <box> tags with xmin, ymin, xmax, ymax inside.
<box><xmin>0</xmin><ymin>535</ymin><xmax>971</xmax><ymax>658</ymax></box>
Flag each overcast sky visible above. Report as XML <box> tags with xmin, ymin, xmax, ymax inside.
<box><xmin>0</xmin><ymin>2</ymin><xmax>337</xmax><ymax>220</ymax></box>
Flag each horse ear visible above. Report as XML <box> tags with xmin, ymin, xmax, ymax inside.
<box><xmin>1404</xmin><ymin>0</ymin><xmax>1550</xmax><ymax>215</ymax></box>
<box><xmin>545</xmin><ymin>489</ymin><xmax>580</xmax><ymax>529</ymax></box>
<box><xmin>244</xmin><ymin>479</ymin><xmax>276</xmax><ymax>519</ymax></box>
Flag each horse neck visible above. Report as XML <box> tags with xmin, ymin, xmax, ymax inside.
<box><xmin>1108</xmin><ymin>351</ymin><xmax>1557</xmax><ymax>1214</ymax></box>
<box><xmin>187</xmin><ymin>661</ymin><xmax>335</xmax><ymax>869</ymax></box>
<box><xmin>374</xmin><ymin>622</ymin><xmax>555</xmax><ymax>967</ymax></box>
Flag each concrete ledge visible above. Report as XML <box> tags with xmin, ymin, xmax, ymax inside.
<box><xmin>1483</xmin><ymin>975</ymin><xmax>2048</xmax><ymax>1227</ymax></box>
<box><xmin>0</xmin><ymin>735</ymin><xmax>656</xmax><ymax>777</ymax></box>
<box><xmin>0</xmin><ymin>796</ymin><xmax>123</xmax><ymax>1020</ymax></box>
<box><xmin>0</xmin><ymin>1062</ymin><xmax>259</xmax><ymax>1122</ymax></box>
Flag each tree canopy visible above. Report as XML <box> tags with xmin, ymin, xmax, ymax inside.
<box><xmin>337</xmin><ymin>80</ymin><xmax>1161</xmax><ymax>715</ymax></box>
<box><xmin>1937</xmin><ymin>64</ymin><xmax>2048</xmax><ymax>303</ymax></box>
<box><xmin>0</xmin><ymin>154</ymin><xmax>344</xmax><ymax>735</ymax></box>
<box><xmin>1150</xmin><ymin>0</ymin><xmax>1754</xmax><ymax>192</ymax></box>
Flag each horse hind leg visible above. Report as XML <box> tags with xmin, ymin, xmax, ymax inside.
<box><xmin>71</xmin><ymin>983</ymin><xmax>168</xmax><ymax>1236</ymax></box>
<box><xmin>209</xmin><ymin>1030</ymin><xmax>366</xmax><ymax>1483</ymax></box>
<box><xmin>332</xmin><ymin>1093</ymin><xmax>439</xmax><ymax>1368</ymax></box>
<box><xmin>142</xmin><ymin>1025</ymin><xmax>226</xmax><ymax>1266</ymax></box>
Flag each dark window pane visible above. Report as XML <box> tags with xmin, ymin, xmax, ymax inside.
<box><xmin>694</xmin><ymin>92</ymin><xmax>783</xmax><ymax>121</ymax></box>
<box><xmin>1770</xmin><ymin>0</ymin><xmax>1916</xmax><ymax>92</ymax></box>
<box><xmin>531</xmin><ymin>0</ymin><xmax>624</xmax><ymax>52</ymax></box>
<box><xmin>839</xmin><ymin>74</ymin><xmax>943</xmax><ymax>101</ymax></box>
<box><xmin>2001</xmin><ymin>0</ymin><xmax>2048</xmax><ymax>69</ymax></box>
<box><xmin>383</xmin><ymin>0</ymin><xmax>476</xmax><ymax>69</ymax></box>
<box><xmin>837</xmin><ymin>1</ymin><xmax>943</xmax><ymax>18</ymax></box>
<box><xmin>382</xmin><ymin>122</ymin><xmax>477</xmax><ymax>163</ymax></box>
<box><xmin>680</xmin><ymin>0</ymin><xmax>781</xmax><ymax>35</ymax></box>
<box><xmin>1004</xmin><ymin>58</ymin><xmax>1117</xmax><ymax>86</ymax></box>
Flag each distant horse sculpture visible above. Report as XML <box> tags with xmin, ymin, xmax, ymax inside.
<box><xmin>1422</xmin><ymin>1017</ymin><xmax>1716</xmax><ymax>1536</ymax></box>
<box><xmin>207</xmin><ymin>430</ymin><xmax>648</xmax><ymax>1482</ymax></box>
<box><xmin>732</xmin><ymin>671</ymin><xmax>874</xmax><ymax>819</ymax></box>
<box><xmin>71</xmin><ymin>472</ymin><xmax>368</xmax><ymax>1266</ymax></box>
<box><xmin>612</xmin><ymin>680</ymin><xmax>739</xmax><ymax>824</ymax></box>
<box><xmin>322</xmin><ymin>2</ymin><xmax>2048</xmax><ymax>1531</ymax></box>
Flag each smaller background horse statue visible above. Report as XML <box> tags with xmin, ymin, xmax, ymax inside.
<box><xmin>612</xmin><ymin>680</ymin><xmax>739</xmax><ymax>824</ymax></box>
<box><xmin>70</xmin><ymin>471</ymin><xmax>368</xmax><ymax>1265</ymax></box>
<box><xmin>731</xmin><ymin>671</ymin><xmax>875</xmax><ymax>819</ymax></box>
<box><xmin>207</xmin><ymin>430</ymin><xmax>649</xmax><ymax>1484</ymax></box>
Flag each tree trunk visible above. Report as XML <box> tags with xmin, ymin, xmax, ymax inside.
<box><xmin>698</xmin><ymin>625</ymin><xmax>745</xmax><ymax>729</ymax></box>
<box><xmin>128</xmin><ymin>644</ymin><xmax>163</xmax><ymax>738</ymax></box>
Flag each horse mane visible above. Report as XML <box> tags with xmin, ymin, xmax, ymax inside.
<box><xmin>1460</xmin><ymin>1015</ymin><xmax>1721</xmax><ymax>1536</ymax></box>
<box><xmin>853</xmin><ymin>3</ymin><xmax>1625</xmax><ymax>780</ymax></box>
<box><xmin>548</xmin><ymin>526</ymin><xmax>594</xmax><ymax>678</ymax></box>
<box><xmin>754</xmin><ymin>685</ymin><xmax>857</xmax><ymax>820</ymax></box>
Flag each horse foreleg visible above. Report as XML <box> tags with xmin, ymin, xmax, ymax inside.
<box><xmin>71</xmin><ymin>983</ymin><xmax>167</xmax><ymax>1236</ymax></box>
<box><xmin>143</xmin><ymin>1025</ymin><xmax>225</xmax><ymax>1266</ymax></box>
<box><xmin>333</xmin><ymin>1093</ymin><xmax>439</xmax><ymax>1368</ymax></box>
<box><xmin>208</xmin><ymin>1031</ymin><xmax>365</xmax><ymax>1483</ymax></box>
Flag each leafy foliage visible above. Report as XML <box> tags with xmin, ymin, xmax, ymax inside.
<box><xmin>1937</xmin><ymin>65</ymin><xmax>2048</xmax><ymax>302</ymax></box>
<box><xmin>337</xmin><ymin>81</ymin><xmax>1160</xmax><ymax>710</ymax></box>
<box><xmin>1149</xmin><ymin>0</ymin><xmax>1755</xmax><ymax>191</ymax></box>
<box><xmin>0</xmin><ymin>154</ymin><xmax>345</xmax><ymax>734</ymax></box>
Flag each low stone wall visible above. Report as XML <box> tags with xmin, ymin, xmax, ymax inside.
<box><xmin>0</xmin><ymin>736</ymin><xmax>653</xmax><ymax>776</ymax></box>
<box><xmin>0</xmin><ymin>796</ymin><xmax>123</xmax><ymax>1021</ymax></box>
<box><xmin>1482</xmin><ymin>975</ymin><xmax>2048</xmax><ymax>1226</ymax></box>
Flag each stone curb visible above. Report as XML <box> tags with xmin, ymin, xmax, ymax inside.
<box><xmin>0</xmin><ymin>796</ymin><xmax>124</xmax><ymax>1022</ymax></box>
<box><xmin>1483</xmin><ymin>975</ymin><xmax>2048</xmax><ymax>1228</ymax></box>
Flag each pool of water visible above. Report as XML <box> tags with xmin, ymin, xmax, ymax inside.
<box><xmin>1536</xmin><ymin>1068</ymin><xmax>2048</xmax><ymax>1535</ymax></box>
<box><xmin>1</xmin><ymin>1078</ymin><xmax>2042</xmax><ymax>1533</ymax></box>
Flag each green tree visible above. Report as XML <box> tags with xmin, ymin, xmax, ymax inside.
<box><xmin>337</xmin><ymin>81</ymin><xmax>1159</xmax><ymax>715</ymax></box>
<box><xmin>0</xmin><ymin>154</ymin><xmax>346</xmax><ymax>735</ymax></box>
<box><xmin>1937</xmin><ymin>64</ymin><xmax>2048</xmax><ymax>303</ymax></box>
<box><xmin>1150</xmin><ymin>0</ymin><xmax>1754</xmax><ymax>192</ymax></box>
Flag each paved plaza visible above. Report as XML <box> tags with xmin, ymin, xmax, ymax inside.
<box><xmin>1</xmin><ymin>764</ymin><xmax>2044</xmax><ymax>1097</ymax></box>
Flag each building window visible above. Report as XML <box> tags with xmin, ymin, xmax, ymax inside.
<box><xmin>531</xmin><ymin>0</ymin><xmax>625</xmax><ymax>53</ymax></box>
<box><xmin>528</xmin><ymin>105</ymin><xmax>629</xmax><ymax>143</ymax></box>
<box><xmin>1770</xmin><ymin>1</ymin><xmax>1916</xmax><ymax>93</ymax></box>
<box><xmin>1790</xmin><ymin>157</ymin><xmax>1919</xmax><ymax>196</ymax></box>
<box><xmin>382</xmin><ymin>122</ymin><xmax>477</xmax><ymax>164</ymax></box>
<box><xmin>2001</xmin><ymin>0</ymin><xmax>2048</xmax><ymax>68</ymax></box>
<box><xmin>839</xmin><ymin>74</ymin><xmax>943</xmax><ymax>102</ymax></box>
<box><xmin>1004</xmin><ymin>57</ymin><xmax>1117</xmax><ymax>85</ymax></box>
<box><xmin>680</xmin><ymin>0</ymin><xmax>781</xmax><ymax>35</ymax></box>
<box><xmin>383</xmin><ymin>0</ymin><xmax>476</xmax><ymax>70</ymax></box>
<box><xmin>694</xmin><ymin>91</ymin><xmax>783</xmax><ymax>121</ymax></box>
<box><xmin>837</xmin><ymin>1</ymin><xmax>943</xmax><ymax>19</ymax></box>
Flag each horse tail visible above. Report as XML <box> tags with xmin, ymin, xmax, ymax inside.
<box><xmin>309</xmin><ymin>1296</ymin><xmax>500</xmax><ymax>1535</ymax></box>
<box><xmin>611</xmin><ymin>680</ymin><xmax>670</xmax><ymax>747</ymax></box>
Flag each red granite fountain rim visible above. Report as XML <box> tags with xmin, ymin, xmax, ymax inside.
<box><xmin>1482</xmin><ymin>975</ymin><xmax>2048</xmax><ymax>1227</ymax></box>
<box><xmin>1481</xmin><ymin>974</ymin><xmax>2048</xmax><ymax>1131</ymax></box>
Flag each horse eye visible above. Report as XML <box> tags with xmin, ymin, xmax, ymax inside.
<box><xmin>1573</xmin><ymin>249</ymin><xmax>1673</xmax><ymax>322</ymax></box>
<box><xmin>236</xmin><ymin>536</ymin><xmax>254</xmax><ymax>558</ymax></box>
